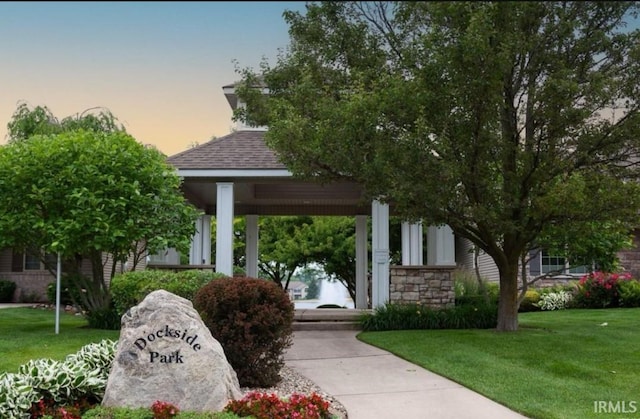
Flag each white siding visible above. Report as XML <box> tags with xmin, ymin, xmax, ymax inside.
<box><xmin>455</xmin><ymin>237</ymin><xmax>475</xmax><ymax>270</ymax></box>
<box><xmin>477</xmin><ymin>251</ymin><xmax>500</xmax><ymax>283</ymax></box>
<box><xmin>455</xmin><ymin>238</ymin><xmax>499</xmax><ymax>282</ymax></box>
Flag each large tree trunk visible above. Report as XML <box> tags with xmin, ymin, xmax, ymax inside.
<box><xmin>497</xmin><ymin>261</ymin><xmax>520</xmax><ymax>331</ymax></box>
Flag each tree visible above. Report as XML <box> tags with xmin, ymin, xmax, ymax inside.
<box><xmin>6</xmin><ymin>102</ymin><xmax>125</xmax><ymax>142</ymax></box>
<box><xmin>257</xmin><ymin>216</ymin><xmax>314</xmax><ymax>290</ymax></box>
<box><xmin>295</xmin><ymin>216</ymin><xmax>358</xmax><ymax>301</ymax></box>
<box><xmin>293</xmin><ymin>265</ymin><xmax>324</xmax><ymax>299</ymax></box>
<box><xmin>235</xmin><ymin>2</ymin><xmax>640</xmax><ymax>330</ymax></box>
<box><xmin>0</xmin><ymin>130</ymin><xmax>200</xmax><ymax>313</ymax></box>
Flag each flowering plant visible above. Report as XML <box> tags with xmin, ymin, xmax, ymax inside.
<box><xmin>224</xmin><ymin>391</ymin><xmax>331</xmax><ymax>419</ymax></box>
<box><xmin>575</xmin><ymin>271</ymin><xmax>633</xmax><ymax>308</ymax></box>
<box><xmin>537</xmin><ymin>291</ymin><xmax>572</xmax><ymax>311</ymax></box>
<box><xmin>151</xmin><ymin>400</ymin><xmax>179</xmax><ymax>419</ymax></box>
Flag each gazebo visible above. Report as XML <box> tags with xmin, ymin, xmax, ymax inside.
<box><xmin>165</xmin><ymin>83</ymin><xmax>457</xmax><ymax>309</ymax></box>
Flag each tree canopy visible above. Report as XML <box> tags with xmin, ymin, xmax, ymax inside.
<box><xmin>235</xmin><ymin>1</ymin><xmax>640</xmax><ymax>330</ymax></box>
<box><xmin>6</xmin><ymin>102</ymin><xmax>125</xmax><ymax>142</ymax></box>
<box><xmin>0</xmin><ymin>122</ymin><xmax>200</xmax><ymax>313</ymax></box>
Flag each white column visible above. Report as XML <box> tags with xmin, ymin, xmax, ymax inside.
<box><xmin>371</xmin><ymin>200</ymin><xmax>390</xmax><ymax>308</ymax></box>
<box><xmin>427</xmin><ymin>225</ymin><xmax>456</xmax><ymax>265</ymax></box>
<box><xmin>189</xmin><ymin>216</ymin><xmax>204</xmax><ymax>265</ymax></box>
<box><xmin>201</xmin><ymin>215</ymin><xmax>211</xmax><ymax>265</ymax></box>
<box><xmin>216</xmin><ymin>182</ymin><xmax>235</xmax><ymax>276</ymax></box>
<box><xmin>401</xmin><ymin>222</ymin><xmax>411</xmax><ymax>265</ymax></box>
<box><xmin>355</xmin><ymin>215</ymin><xmax>368</xmax><ymax>309</ymax></box>
<box><xmin>402</xmin><ymin>222</ymin><xmax>424</xmax><ymax>265</ymax></box>
<box><xmin>410</xmin><ymin>222</ymin><xmax>423</xmax><ymax>265</ymax></box>
<box><xmin>245</xmin><ymin>214</ymin><xmax>259</xmax><ymax>278</ymax></box>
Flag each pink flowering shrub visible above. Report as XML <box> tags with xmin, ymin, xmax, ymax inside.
<box><xmin>574</xmin><ymin>271</ymin><xmax>634</xmax><ymax>308</ymax></box>
<box><xmin>151</xmin><ymin>400</ymin><xmax>179</xmax><ymax>419</ymax></box>
<box><xmin>224</xmin><ymin>391</ymin><xmax>331</xmax><ymax>419</ymax></box>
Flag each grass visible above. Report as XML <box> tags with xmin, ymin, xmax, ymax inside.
<box><xmin>0</xmin><ymin>307</ymin><xmax>119</xmax><ymax>373</ymax></box>
<box><xmin>358</xmin><ymin>308</ymin><xmax>640</xmax><ymax>419</ymax></box>
<box><xmin>4</xmin><ymin>306</ymin><xmax>638</xmax><ymax>418</ymax></box>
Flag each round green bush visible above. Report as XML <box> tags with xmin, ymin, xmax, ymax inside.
<box><xmin>0</xmin><ymin>279</ymin><xmax>16</xmax><ymax>302</ymax></box>
<box><xmin>193</xmin><ymin>277</ymin><xmax>295</xmax><ymax>388</ymax></box>
<box><xmin>110</xmin><ymin>269</ymin><xmax>226</xmax><ymax>317</ymax></box>
<box><xmin>618</xmin><ymin>279</ymin><xmax>640</xmax><ymax>307</ymax></box>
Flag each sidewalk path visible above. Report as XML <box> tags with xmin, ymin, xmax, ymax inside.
<box><xmin>284</xmin><ymin>330</ymin><xmax>528</xmax><ymax>419</ymax></box>
<box><xmin>0</xmin><ymin>303</ymin><xmax>34</xmax><ymax>309</ymax></box>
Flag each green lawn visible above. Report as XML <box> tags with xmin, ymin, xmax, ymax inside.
<box><xmin>358</xmin><ymin>308</ymin><xmax>640</xmax><ymax>419</ymax></box>
<box><xmin>0</xmin><ymin>307</ymin><xmax>119</xmax><ymax>373</ymax></box>
<box><xmin>3</xmin><ymin>307</ymin><xmax>639</xmax><ymax>419</ymax></box>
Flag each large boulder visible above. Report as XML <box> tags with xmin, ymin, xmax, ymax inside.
<box><xmin>102</xmin><ymin>289</ymin><xmax>242</xmax><ymax>412</ymax></box>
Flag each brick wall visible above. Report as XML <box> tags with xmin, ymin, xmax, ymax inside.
<box><xmin>389</xmin><ymin>265</ymin><xmax>456</xmax><ymax>309</ymax></box>
<box><xmin>2</xmin><ymin>272</ymin><xmax>55</xmax><ymax>302</ymax></box>
<box><xmin>618</xmin><ymin>229</ymin><xmax>640</xmax><ymax>279</ymax></box>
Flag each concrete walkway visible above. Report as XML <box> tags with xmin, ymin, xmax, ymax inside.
<box><xmin>0</xmin><ymin>303</ymin><xmax>34</xmax><ymax>309</ymax></box>
<box><xmin>284</xmin><ymin>330</ymin><xmax>528</xmax><ymax>419</ymax></box>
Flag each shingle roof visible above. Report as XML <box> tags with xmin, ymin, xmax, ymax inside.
<box><xmin>166</xmin><ymin>130</ymin><xmax>286</xmax><ymax>170</ymax></box>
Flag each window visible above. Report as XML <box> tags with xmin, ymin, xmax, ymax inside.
<box><xmin>23</xmin><ymin>251</ymin><xmax>57</xmax><ymax>271</ymax></box>
<box><xmin>540</xmin><ymin>250</ymin><xmax>588</xmax><ymax>275</ymax></box>
<box><xmin>541</xmin><ymin>253</ymin><xmax>565</xmax><ymax>274</ymax></box>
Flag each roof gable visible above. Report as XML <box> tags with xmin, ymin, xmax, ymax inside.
<box><xmin>166</xmin><ymin>130</ymin><xmax>286</xmax><ymax>170</ymax></box>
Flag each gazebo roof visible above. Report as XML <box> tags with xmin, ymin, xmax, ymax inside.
<box><xmin>167</xmin><ymin>130</ymin><xmax>285</xmax><ymax>170</ymax></box>
<box><xmin>166</xmin><ymin>129</ymin><xmax>369</xmax><ymax>216</ymax></box>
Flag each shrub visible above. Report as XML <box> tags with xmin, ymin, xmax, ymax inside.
<box><xmin>360</xmin><ymin>301</ymin><xmax>497</xmax><ymax>331</ymax></box>
<box><xmin>193</xmin><ymin>277</ymin><xmax>294</xmax><ymax>388</ymax></box>
<box><xmin>110</xmin><ymin>270</ymin><xmax>171</xmax><ymax>315</ymax></box>
<box><xmin>536</xmin><ymin>290</ymin><xmax>573</xmax><ymax>311</ymax></box>
<box><xmin>0</xmin><ymin>279</ymin><xmax>16</xmax><ymax>302</ymax></box>
<box><xmin>518</xmin><ymin>289</ymin><xmax>541</xmax><ymax>312</ymax></box>
<box><xmin>454</xmin><ymin>270</ymin><xmax>499</xmax><ymax>307</ymax></box>
<box><xmin>618</xmin><ymin>280</ymin><xmax>640</xmax><ymax>307</ymax></box>
<box><xmin>453</xmin><ymin>268</ymin><xmax>480</xmax><ymax>297</ymax></box>
<box><xmin>47</xmin><ymin>275</ymin><xmax>92</xmax><ymax>311</ymax></box>
<box><xmin>224</xmin><ymin>392</ymin><xmax>331</xmax><ymax>419</ymax></box>
<box><xmin>86</xmin><ymin>305</ymin><xmax>121</xmax><ymax>330</ymax></box>
<box><xmin>110</xmin><ymin>270</ymin><xmax>226</xmax><ymax>317</ymax></box>
<box><xmin>574</xmin><ymin>271</ymin><xmax>633</xmax><ymax>308</ymax></box>
<box><xmin>0</xmin><ymin>339</ymin><xmax>116</xmax><ymax>419</ymax></box>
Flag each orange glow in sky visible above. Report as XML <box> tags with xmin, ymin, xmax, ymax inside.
<box><xmin>0</xmin><ymin>2</ymin><xmax>305</xmax><ymax>157</ymax></box>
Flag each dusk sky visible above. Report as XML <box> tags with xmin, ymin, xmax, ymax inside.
<box><xmin>1</xmin><ymin>3</ymin><xmax>638</xmax><ymax>157</ymax></box>
<box><xmin>0</xmin><ymin>1</ymin><xmax>307</xmax><ymax>156</ymax></box>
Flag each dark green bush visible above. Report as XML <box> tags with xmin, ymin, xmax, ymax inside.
<box><xmin>46</xmin><ymin>276</ymin><xmax>86</xmax><ymax>308</ymax></box>
<box><xmin>360</xmin><ymin>301</ymin><xmax>498</xmax><ymax>331</ymax></box>
<box><xmin>110</xmin><ymin>269</ymin><xmax>226</xmax><ymax>316</ymax></box>
<box><xmin>618</xmin><ymin>280</ymin><xmax>640</xmax><ymax>307</ymax></box>
<box><xmin>86</xmin><ymin>304</ymin><xmax>121</xmax><ymax>330</ymax></box>
<box><xmin>0</xmin><ymin>279</ymin><xmax>16</xmax><ymax>302</ymax></box>
<box><xmin>193</xmin><ymin>276</ymin><xmax>295</xmax><ymax>388</ymax></box>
